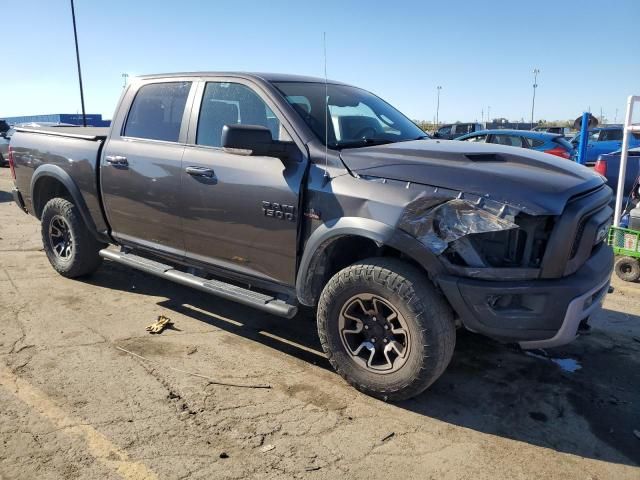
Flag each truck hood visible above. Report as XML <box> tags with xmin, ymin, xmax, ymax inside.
<box><xmin>340</xmin><ymin>140</ymin><xmax>605</xmax><ymax>215</ymax></box>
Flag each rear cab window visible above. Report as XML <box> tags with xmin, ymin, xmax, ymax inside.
<box><xmin>124</xmin><ymin>82</ymin><xmax>192</xmax><ymax>142</ymax></box>
<box><xmin>599</xmin><ymin>129</ymin><xmax>623</xmax><ymax>141</ymax></box>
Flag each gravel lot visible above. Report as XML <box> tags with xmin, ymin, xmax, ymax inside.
<box><xmin>0</xmin><ymin>167</ymin><xmax>638</xmax><ymax>479</ymax></box>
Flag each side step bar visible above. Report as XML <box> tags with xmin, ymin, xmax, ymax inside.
<box><xmin>99</xmin><ymin>249</ymin><xmax>298</xmax><ymax>319</ymax></box>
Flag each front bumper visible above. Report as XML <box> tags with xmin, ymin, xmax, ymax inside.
<box><xmin>438</xmin><ymin>243</ymin><xmax>613</xmax><ymax>348</ymax></box>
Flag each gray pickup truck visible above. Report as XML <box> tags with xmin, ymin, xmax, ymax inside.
<box><xmin>9</xmin><ymin>72</ymin><xmax>614</xmax><ymax>400</ymax></box>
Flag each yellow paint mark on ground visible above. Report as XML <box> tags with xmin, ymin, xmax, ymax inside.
<box><xmin>0</xmin><ymin>364</ymin><xmax>158</xmax><ymax>480</ymax></box>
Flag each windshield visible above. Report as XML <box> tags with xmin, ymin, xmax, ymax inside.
<box><xmin>272</xmin><ymin>82</ymin><xmax>427</xmax><ymax>149</ymax></box>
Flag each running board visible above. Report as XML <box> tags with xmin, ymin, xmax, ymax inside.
<box><xmin>99</xmin><ymin>249</ymin><xmax>298</xmax><ymax>319</ymax></box>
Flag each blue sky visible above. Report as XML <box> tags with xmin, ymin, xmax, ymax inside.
<box><xmin>2</xmin><ymin>0</ymin><xmax>639</xmax><ymax>123</ymax></box>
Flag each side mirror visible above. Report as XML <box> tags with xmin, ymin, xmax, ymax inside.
<box><xmin>222</xmin><ymin>124</ymin><xmax>274</xmax><ymax>156</ymax></box>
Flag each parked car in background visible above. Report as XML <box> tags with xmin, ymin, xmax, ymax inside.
<box><xmin>570</xmin><ymin>125</ymin><xmax>640</xmax><ymax>165</ymax></box>
<box><xmin>532</xmin><ymin>126</ymin><xmax>573</xmax><ymax>137</ymax></box>
<box><xmin>594</xmin><ymin>147</ymin><xmax>640</xmax><ymax>199</ymax></box>
<box><xmin>456</xmin><ymin>129</ymin><xmax>574</xmax><ymax>159</ymax></box>
<box><xmin>433</xmin><ymin>122</ymin><xmax>482</xmax><ymax>139</ymax></box>
<box><xmin>0</xmin><ymin>128</ymin><xmax>14</xmax><ymax>167</ymax></box>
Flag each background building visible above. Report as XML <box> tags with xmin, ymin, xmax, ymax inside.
<box><xmin>2</xmin><ymin>113</ymin><xmax>110</xmax><ymax>127</ymax></box>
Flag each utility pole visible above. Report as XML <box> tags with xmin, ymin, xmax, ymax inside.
<box><xmin>435</xmin><ymin>86</ymin><xmax>442</xmax><ymax>127</ymax></box>
<box><xmin>70</xmin><ymin>0</ymin><xmax>87</xmax><ymax>127</ymax></box>
<box><xmin>600</xmin><ymin>107</ymin><xmax>603</xmax><ymax>125</ymax></box>
<box><xmin>530</xmin><ymin>68</ymin><xmax>540</xmax><ymax>127</ymax></box>
<box><xmin>481</xmin><ymin>108</ymin><xmax>484</xmax><ymax>123</ymax></box>
<box><xmin>487</xmin><ymin>106</ymin><xmax>491</xmax><ymax>125</ymax></box>
<box><xmin>614</xmin><ymin>108</ymin><xmax>618</xmax><ymax>124</ymax></box>
<box><xmin>122</xmin><ymin>73</ymin><xmax>129</xmax><ymax>88</ymax></box>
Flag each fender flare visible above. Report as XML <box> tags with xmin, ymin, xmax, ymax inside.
<box><xmin>30</xmin><ymin>164</ymin><xmax>99</xmax><ymax>237</ymax></box>
<box><xmin>295</xmin><ymin>217</ymin><xmax>443</xmax><ymax>306</ymax></box>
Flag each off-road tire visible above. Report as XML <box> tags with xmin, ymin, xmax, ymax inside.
<box><xmin>614</xmin><ymin>256</ymin><xmax>640</xmax><ymax>282</ymax></box>
<box><xmin>41</xmin><ymin>197</ymin><xmax>104</xmax><ymax>278</ymax></box>
<box><xmin>317</xmin><ymin>257</ymin><xmax>456</xmax><ymax>401</ymax></box>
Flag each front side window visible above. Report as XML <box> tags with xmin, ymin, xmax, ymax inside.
<box><xmin>273</xmin><ymin>82</ymin><xmax>426</xmax><ymax>148</ymax></box>
<box><xmin>124</xmin><ymin>82</ymin><xmax>191</xmax><ymax>142</ymax></box>
<box><xmin>196</xmin><ymin>82</ymin><xmax>286</xmax><ymax>147</ymax></box>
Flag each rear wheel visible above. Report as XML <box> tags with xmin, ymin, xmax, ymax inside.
<box><xmin>41</xmin><ymin>198</ymin><xmax>105</xmax><ymax>278</ymax></box>
<box><xmin>317</xmin><ymin>258</ymin><xmax>456</xmax><ymax>401</ymax></box>
<box><xmin>614</xmin><ymin>256</ymin><xmax>640</xmax><ymax>282</ymax></box>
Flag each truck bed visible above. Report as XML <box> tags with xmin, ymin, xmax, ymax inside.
<box><xmin>10</xmin><ymin>126</ymin><xmax>109</xmax><ymax>237</ymax></box>
<box><xmin>15</xmin><ymin>126</ymin><xmax>109</xmax><ymax>140</ymax></box>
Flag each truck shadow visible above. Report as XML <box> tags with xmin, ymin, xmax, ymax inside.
<box><xmin>0</xmin><ymin>190</ymin><xmax>14</xmax><ymax>203</ymax></box>
<box><xmin>88</xmin><ymin>262</ymin><xmax>640</xmax><ymax>468</ymax></box>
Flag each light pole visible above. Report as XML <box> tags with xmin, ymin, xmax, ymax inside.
<box><xmin>436</xmin><ymin>86</ymin><xmax>442</xmax><ymax>126</ymax></box>
<box><xmin>487</xmin><ymin>106</ymin><xmax>491</xmax><ymax>125</ymax></box>
<box><xmin>530</xmin><ymin>68</ymin><xmax>540</xmax><ymax>126</ymax></box>
<box><xmin>70</xmin><ymin>0</ymin><xmax>87</xmax><ymax>127</ymax></box>
<box><xmin>122</xmin><ymin>73</ymin><xmax>129</xmax><ymax>88</ymax></box>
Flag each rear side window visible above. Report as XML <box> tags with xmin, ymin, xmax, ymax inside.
<box><xmin>124</xmin><ymin>82</ymin><xmax>191</xmax><ymax>142</ymax></box>
<box><xmin>527</xmin><ymin>137</ymin><xmax>545</xmax><ymax>148</ymax></box>
<box><xmin>491</xmin><ymin>134</ymin><xmax>524</xmax><ymax>147</ymax></box>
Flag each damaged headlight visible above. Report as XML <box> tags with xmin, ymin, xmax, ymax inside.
<box><xmin>400</xmin><ymin>198</ymin><xmax>519</xmax><ymax>255</ymax></box>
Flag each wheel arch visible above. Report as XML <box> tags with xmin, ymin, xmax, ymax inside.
<box><xmin>295</xmin><ymin>217</ymin><xmax>443</xmax><ymax>306</ymax></box>
<box><xmin>30</xmin><ymin>165</ymin><xmax>98</xmax><ymax>237</ymax></box>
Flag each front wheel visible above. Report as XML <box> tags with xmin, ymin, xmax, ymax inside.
<box><xmin>317</xmin><ymin>258</ymin><xmax>456</xmax><ymax>401</ymax></box>
<box><xmin>41</xmin><ymin>197</ymin><xmax>105</xmax><ymax>278</ymax></box>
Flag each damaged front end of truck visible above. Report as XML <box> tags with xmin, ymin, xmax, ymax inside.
<box><xmin>398</xmin><ymin>186</ymin><xmax>555</xmax><ymax>281</ymax></box>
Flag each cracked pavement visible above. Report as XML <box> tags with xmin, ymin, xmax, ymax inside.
<box><xmin>0</xmin><ymin>168</ymin><xmax>639</xmax><ymax>479</ymax></box>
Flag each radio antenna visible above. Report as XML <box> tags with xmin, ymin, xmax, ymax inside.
<box><xmin>323</xmin><ymin>32</ymin><xmax>330</xmax><ymax>185</ymax></box>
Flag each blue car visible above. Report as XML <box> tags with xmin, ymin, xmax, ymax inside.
<box><xmin>455</xmin><ymin>129</ymin><xmax>574</xmax><ymax>159</ymax></box>
<box><xmin>569</xmin><ymin>125</ymin><xmax>640</xmax><ymax>165</ymax></box>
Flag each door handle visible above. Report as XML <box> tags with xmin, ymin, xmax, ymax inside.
<box><xmin>185</xmin><ymin>166</ymin><xmax>215</xmax><ymax>178</ymax></box>
<box><xmin>105</xmin><ymin>155</ymin><xmax>128</xmax><ymax>166</ymax></box>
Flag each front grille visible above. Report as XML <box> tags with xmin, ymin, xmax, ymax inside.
<box><xmin>540</xmin><ymin>185</ymin><xmax>613</xmax><ymax>279</ymax></box>
<box><xmin>570</xmin><ymin>218</ymin><xmax>587</xmax><ymax>258</ymax></box>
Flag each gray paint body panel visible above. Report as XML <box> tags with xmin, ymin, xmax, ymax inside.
<box><xmin>8</xmin><ymin>71</ymin><xmax>612</xmax><ymax>347</ymax></box>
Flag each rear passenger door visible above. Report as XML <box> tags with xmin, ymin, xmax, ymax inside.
<box><xmin>179</xmin><ymin>79</ymin><xmax>307</xmax><ymax>285</ymax></box>
<box><xmin>101</xmin><ymin>80</ymin><xmax>194</xmax><ymax>256</ymax></box>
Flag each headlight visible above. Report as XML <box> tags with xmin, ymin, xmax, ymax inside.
<box><xmin>400</xmin><ymin>198</ymin><xmax>518</xmax><ymax>255</ymax></box>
